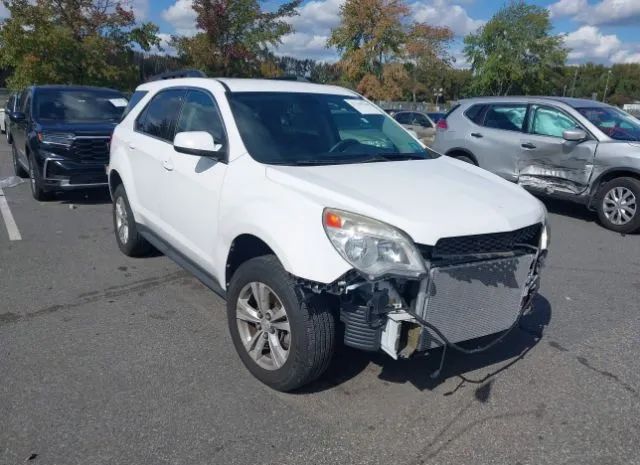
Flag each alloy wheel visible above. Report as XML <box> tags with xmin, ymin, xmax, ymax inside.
<box><xmin>115</xmin><ymin>197</ymin><xmax>130</xmax><ymax>244</ymax></box>
<box><xmin>236</xmin><ymin>282</ymin><xmax>291</xmax><ymax>371</ymax></box>
<box><xmin>603</xmin><ymin>186</ymin><xmax>637</xmax><ymax>226</ymax></box>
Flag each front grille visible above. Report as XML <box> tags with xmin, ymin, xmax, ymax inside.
<box><xmin>431</xmin><ymin>223</ymin><xmax>541</xmax><ymax>259</ymax></box>
<box><xmin>72</xmin><ymin>138</ymin><xmax>110</xmax><ymax>163</ymax></box>
<box><xmin>416</xmin><ymin>254</ymin><xmax>535</xmax><ymax>346</ymax></box>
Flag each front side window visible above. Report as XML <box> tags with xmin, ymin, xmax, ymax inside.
<box><xmin>34</xmin><ymin>89</ymin><xmax>127</xmax><ymax>122</ymax></box>
<box><xmin>175</xmin><ymin>90</ymin><xmax>226</xmax><ymax>144</ymax></box>
<box><xmin>136</xmin><ymin>89</ymin><xmax>186</xmax><ymax>141</ymax></box>
<box><xmin>577</xmin><ymin>106</ymin><xmax>640</xmax><ymax>141</ymax></box>
<box><xmin>5</xmin><ymin>95</ymin><xmax>14</xmax><ymax>111</ymax></box>
<box><xmin>484</xmin><ymin>104</ymin><xmax>527</xmax><ymax>132</ymax></box>
<box><xmin>394</xmin><ymin>112</ymin><xmax>411</xmax><ymax>124</ymax></box>
<box><xmin>529</xmin><ymin>106</ymin><xmax>581</xmax><ymax>138</ymax></box>
<box><xmin>228</xmin><ymin>92</ymin><xmax>434</xmax><ymax>166</ymax></box>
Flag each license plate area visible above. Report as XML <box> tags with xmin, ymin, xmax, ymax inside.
<box><xmin>418</xmin><ymin>254</ymin><xmax>535</xmax><ymax>344</ymax></box>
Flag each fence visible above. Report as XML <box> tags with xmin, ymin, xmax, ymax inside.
<box><xmin>375</xmin><ymin>101</ymin><xmax>452</xmax><ymax>112</ymax></box>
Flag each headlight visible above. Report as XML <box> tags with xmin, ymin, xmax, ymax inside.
<box><xmin>323</xmin><ymin>208</ymin><xmax>426</xmax><ymax>279</ymax></box>
<box><xmin>38</xmin><ymin>132</ymin><xmax>74</xmax><ymax>147</ymax></box>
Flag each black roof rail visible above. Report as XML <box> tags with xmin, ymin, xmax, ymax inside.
<box><xmin>270</xmin><ymin>75</ymin><xmax>310</xmax><ymax>82</ymax></box>
<box><xmin>146</xmin><ymin>69</ymin><xmax>207</xmax><ymax>82</ymax></box>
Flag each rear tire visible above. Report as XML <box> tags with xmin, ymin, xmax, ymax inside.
<box><xmin>596</xmin><ymin>177</ymin><xmax>640</xmax><ymax>233</ymax></box>
<box><xmin>28</xmin><ymin>153</ymin><xmax>53</xmax><ymax>201</ymax></box>
<box><xmin>112</xmin><ymin>184</ymin><xmax>153</xmax><ymax>256</ymax></box>
<box><xmin>227</xmin><ymin>255</ymin><xmax>336</xmax><ymax>391</ymax></box>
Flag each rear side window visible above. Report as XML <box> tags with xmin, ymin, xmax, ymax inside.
<box><xmin>464</xmin><ymin>104</ymin><xmax>486</xmax><ymax>124</ymax></box>
<box><xmin>122</xmin><ymin>90</ymin><xmax>148</xmax><ymax>120</ymax></box>
<box><xmin>136</xmin><ymin>89</ymin><xmax>186</xmax><ymax>142</ymax></box>
<box><xmin>483</xmin><ymin>104</ymin><xmax>527</xmax><ymax>132</ymax></box>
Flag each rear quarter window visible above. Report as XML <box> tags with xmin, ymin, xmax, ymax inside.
<box><xmin>463</xmin><ymin>104</ymin><xmax>486</xmax><ymax>124</ymax></box>
<box><xmin>122</xmin><ymin>90</ymin><xmax>148</xmax><ymax>120</ymax></box>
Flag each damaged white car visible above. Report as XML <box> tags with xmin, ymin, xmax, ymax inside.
<box><xmin>433</xmin><ymin>97</ymin><xmax>640</xmax><ymax>233</ymax></box>
<box><xmin>108</xmin><ymin>77</ymin><xmax>548</xmax><ymax>391</ymax></box>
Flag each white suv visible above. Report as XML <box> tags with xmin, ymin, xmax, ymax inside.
<box><xmin>108</xmin><ymin>77</ymin><xmax>549</xmax><ymax>391</ymax></box>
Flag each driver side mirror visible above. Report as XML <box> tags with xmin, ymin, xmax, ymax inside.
<box><xmin>563</xmin><ymin>129</ymin><xmax>587</xmax><ymax>142</ymax></box>
<box><xmin>9</xmin><ymin>111</ymin><xmax>25</xmax><ymax>122</ymax></box>
<box><xmin>173</xmin><ymin>131</ymin><xmax>224</xmax><ymax>158</ymax></box>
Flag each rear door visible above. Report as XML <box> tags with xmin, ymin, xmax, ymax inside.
<box><xmin>517</xmin><ymin>104</ymin><xmax>596</xmax><ymax>195</ymax></box>
<box><xmin>129</xmin><ymin>88</ymin><xmax>186</xmax><ymax>228</ymax></box>
<box><xmin>159</xmin><ymin>88</ymin><xmax>228</xmax><ymax>273</ymax></box>
<box><xmin>464</xmin><ymin>103</ymin><xmax>528</xmax><ymax>181</ymax></box>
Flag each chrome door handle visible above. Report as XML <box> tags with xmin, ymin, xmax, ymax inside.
<box><xmin>128</xmin><ymin>143</ymin><xmax>136</xmax><ymax>150</ymax></box>
<box><xmin>162</xmin><ymin>159</ymin><xmax>174</xmax><ymax>171</ymax></box>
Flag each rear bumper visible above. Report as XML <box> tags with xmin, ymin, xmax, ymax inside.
<box><xmin>41</xmin><ymin>156</ymin><xmax>108</xmax><ymax>189</ymax></box>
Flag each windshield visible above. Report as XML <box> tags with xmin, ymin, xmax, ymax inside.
<box><xmin>577</xmin><ymin>106</ymin><xmax>640</xmax><ymax>141</ymax></box>
<box><xmin>228</xmin><ymin>92</ymin><xmax>436</xmax><ymax>165</ymax></box>
<box><xmin>34</xmin><ymin>89</ymin><xmax>127</xmax><ymax>123</ymax></box>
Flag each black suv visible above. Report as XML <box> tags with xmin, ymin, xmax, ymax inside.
<box><xmin>9</xmin><ymin>85</ymin><xmax>128</xmax><ymax>200</ymax></box>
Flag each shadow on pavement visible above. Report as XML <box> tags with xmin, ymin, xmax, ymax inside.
<box><xmin>539</xmin><ymin>196</ymin><xmax>596</xmax><ymax>223</ymax></box>
<box><xmin>300</xmin><ymin>294</ymin><xmax>552</xmax><ymax>394</ymax></box>
<box><xmin>54</xmin><ymin>188</ymin><xmax>112</xmax><ymax>205</ymax></box>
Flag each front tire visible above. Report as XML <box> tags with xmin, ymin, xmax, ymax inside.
<box><xmin>227</xmin><ymin>255</ymin><xmax>336</xmax><ymax>392</ymax></box>
<box><xmin>12</xmin><ymin>143</ymin><xmax>28</xmax><ymax>178</ymax></box>
<box><xmin>28</xmin><ymin>154</ymin><xmax>53</xmax><ymax>201</ymax></box>
<box><xmin>112</xmin><ymin>184</ymin><xmax>152</xmax><ymax>256</ymax></box>
<box><xmin>596</xmin><ymin>177</ymin><xmax>640</xmax><ymax>233</ymax></box>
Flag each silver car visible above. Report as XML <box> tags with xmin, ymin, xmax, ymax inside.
<box><xmin>432</xmin><ymin>96</ymin><xmax>640</xmax><ymax>233</ymax></box>
<box><xmin>389</xmin><ymin>110</ymin><xmax>437</xmax><ymax>145</ymax></box>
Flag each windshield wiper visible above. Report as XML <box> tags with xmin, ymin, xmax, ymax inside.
<box><xmin>356</xmin><ymin>154</ymin><xmax>428</xmax><ymax>163</ymax></box>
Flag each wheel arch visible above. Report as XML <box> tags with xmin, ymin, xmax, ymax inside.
<box><xmin>109</xmin><ymin>169</ymin><xmax>124</xmax><ymax>200</ymax></box>
<box><xmin>225</xmin><ymin>234</ymin><xmax>277</xmax><ymax>288</ymax></box>
<box><xmin>588</xmin><ymin>168</ymin><xmax>640</xmax><ymax>208</ymax></box>
<box><xmin>445</xmin><ymin>148</ymin><xmax>478</xmax><ymax>165</ymax></box>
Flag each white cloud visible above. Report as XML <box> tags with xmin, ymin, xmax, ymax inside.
<box><xmin>131</xmin><ymin>0</ymin><xmax>149</xmax><ymax>21</ymax></box>
<box><xmin>549</xmin><ymin>0</ymin><xmax>640</xmax><ymax>26</ymax></box>
<box><xmin>549</xmin><ymin>0</ymin><xmax>587</xmax><ymax>18</ymax></box>
<box><xmin>162</xmin><ymin>0</ymin><xmax>198</xmax><ymax>37</ymax></box>
<box><xmin>410</xmin><ymin>0</ymin><xmax>485</xmax><ymax>36</ymax></box>
<box><xmin>563</xmin><ymin>25</ymin><xmax>640</xmax><ymax>64</ymax></box>
<box><xmin>0</xmin><ymin>3</ymin><xmax>9</xmax><ymax>19</ymax></box>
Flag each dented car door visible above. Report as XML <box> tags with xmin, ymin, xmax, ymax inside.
<box><xmin>517</xmin><ymin>105</ymin><xmax>596</xmax><ymax>195</ymax></box>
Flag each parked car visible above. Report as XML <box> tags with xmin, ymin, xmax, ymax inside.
<box><xmin>390</xmin><ymin>110</ymin><xmax>437</xmax><ymax>144</ymax></box>
<box><xmin>108</xmin><ymin>77</ymin><xmax>548</xmax><ymax>391</ymax></box>
<box><xmin>9</xmin><ymin>85</ymin><xmax>128</xmax><ymax>200</ymax></box>
<box><xmin>427</xmin><ymin>112</ymin><xmax>446</xmax><ymax>123</ymax></box>
<box><xmin>2</xmin><ymin>92</ymin><xmax>17</xmax><ymax>139</ymax></box>
<box><xmin>433</xmin><ymin>96</ymin><xmax>640</xmax><ymax>233</ymax></box>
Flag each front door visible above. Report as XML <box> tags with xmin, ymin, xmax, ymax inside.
<box><xmin>159</xmin><ymin>88</ymin><xmax>228</xmax><ymax>275</ymax></box>
<box><xmin>128</xmin><ymin>88</ymin><xmax>186</xmax><ymax>228</ymax></box>
<box><xmin>518</xmin><ymin>105</ymin><xmax>597</xmax><ymax>195</ymax></box>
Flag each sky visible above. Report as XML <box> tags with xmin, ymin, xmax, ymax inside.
<box><xmin>2</xmin><ymin>0</ymin><xmax>640</xmax><ymax>66</ymax></box>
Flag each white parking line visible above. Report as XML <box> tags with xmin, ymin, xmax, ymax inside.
<box><xmin>0</xmin><ymin>187</ymin><xmax>22</xmax><ymax>241</ymax></box>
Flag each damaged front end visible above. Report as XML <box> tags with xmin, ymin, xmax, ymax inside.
<box><xmin>305</xmin><ymin>219</ymin><xmax>547</xmax><ymax>366</ymax></box>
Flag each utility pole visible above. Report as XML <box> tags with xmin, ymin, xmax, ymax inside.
<box><xmin>602</xmin><ymin>69</ymin><xmax>612</xmax><ymax>103</ymax></box>
<box><xmin>570</xmin><ymin>67</ymin><xmax>578</xmax><ymax>97</ymax></box>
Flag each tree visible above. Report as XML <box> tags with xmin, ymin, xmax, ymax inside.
<box><xmin>171</xmin><ymin>0</ymin><xmax>301</xmax><ymax>77</ymax></box>
<box><xmin>404</xmin><ymin>23</ymin><xmax>453</xmax><ymax>102</ymax></box>
<box><xmin>328</xmin><ymin>0</ymin><xmax>408</xmax><ymax>87</ymax></box>
<box><xmin>463</xmin><ymin>1</ymin><xmax>567</xmax><ymax>96</ymax></box>
<box><xmin>0</xmin><ymin>0</ymin><xmax>159</xmax><ymax>90</ymax></box>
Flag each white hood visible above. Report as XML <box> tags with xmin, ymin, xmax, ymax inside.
<box><xmin>266</xmin><ymin>156</ymin><xmax>545</xmax><ymax>246</ymax></box>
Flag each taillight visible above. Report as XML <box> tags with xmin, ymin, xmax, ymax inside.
<box><xmin>437</xmin><ymin>119</ymin><xmax>448</xmax><ymax>130</ymax></box>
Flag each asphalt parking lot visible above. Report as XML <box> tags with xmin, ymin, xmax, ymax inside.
<box><xmin>1</xmin><ymin>136</ymin><xmax>639</xmax><ymax>465</ymax></box>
